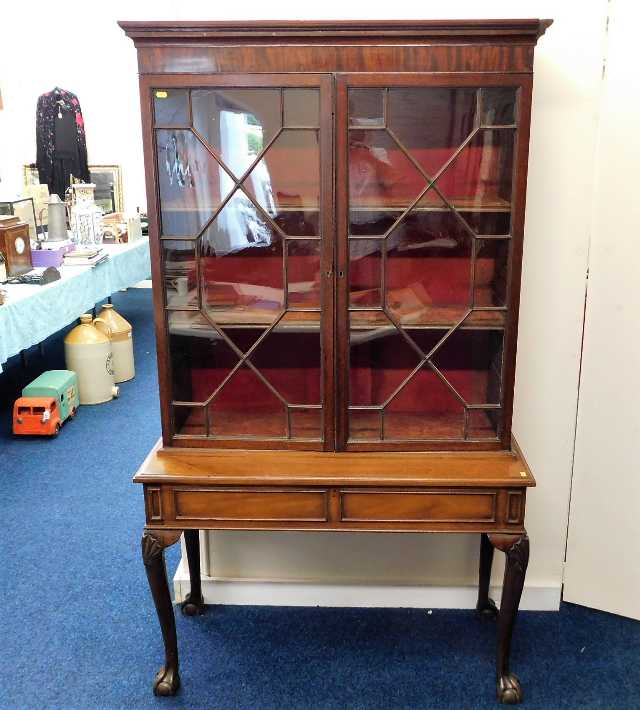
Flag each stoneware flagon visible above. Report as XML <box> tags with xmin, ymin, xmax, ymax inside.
<box><xmin>96</xmin><ymin>303</ymin><xmax>135</xmax><ymax>383</ymax></box>
<box><xmin>64</xmin><ymin>314</ymin><xmax>120</xmax><ymax>404</ymax></box>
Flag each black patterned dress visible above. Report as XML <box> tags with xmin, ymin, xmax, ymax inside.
<box><xmin>36</xmin><ymin>87</ymin><xmax>90</xmax><ymax>198</ymax></box>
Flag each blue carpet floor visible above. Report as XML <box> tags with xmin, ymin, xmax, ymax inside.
<box><xmin>1</xmin><ymin>288</ymin><xmax>639</xmax><ymax>710</ymax></box>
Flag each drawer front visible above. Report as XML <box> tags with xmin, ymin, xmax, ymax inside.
<box><xmin>340</xmin><ymin>489</ymin><xmax>496</xmax><ymax>523</ymax></box>
<box><xmin>173</xmin><ymin>487</ymin><xmax>328</xmax><ymax>522</ymax></box>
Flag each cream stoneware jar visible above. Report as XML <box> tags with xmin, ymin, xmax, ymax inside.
<box><xmin>97</xmin><ymin>303</ymin><xmax>135</xmax><ymax>383</ymax></box>
<box><xmin>64</xmin><ymin>314</ymin><xmax>120</xmax><ymax>404</ymax></box>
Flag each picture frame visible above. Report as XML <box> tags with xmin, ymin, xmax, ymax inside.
<box><xmin>23</xmin><ymin>164</ymin><xmax>124</xmax><ymax>214</ymax></box>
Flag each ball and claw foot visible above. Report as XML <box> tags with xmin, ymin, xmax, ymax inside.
<box><xmin>497</xmin><ymin>673</ymin><xmax>523</xmax><ymax>704</ymax></box>
<box><xmin>181</xmin><ymin>591</ymin><xmax>205</xmax><ymax>616</ymax></box>
<box><xmin>153</xmin><ymin>665</ymin><xmax>180</xmax><ymax>696</ymax></box>
<box><xmin>476</xmin><ymin>597</ymin><xmax>499</xmax><ymax>619</ymax></box>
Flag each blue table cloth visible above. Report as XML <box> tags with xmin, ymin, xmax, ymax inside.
<box><xmin>0</xmin><ymin>240</ymin><xmax>151</xmax><ymax>372</ymax></box>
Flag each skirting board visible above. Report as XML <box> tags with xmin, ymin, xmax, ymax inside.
<box><xmin>173</xmin><ymin>559</ymin><xmax>561</xmax><ymax>611</ymax></box>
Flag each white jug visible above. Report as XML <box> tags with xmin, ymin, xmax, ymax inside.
<box><xmin>64</xmin><ymin>314</ymin><xmax>120</xmax><ymax>404</ymax></box>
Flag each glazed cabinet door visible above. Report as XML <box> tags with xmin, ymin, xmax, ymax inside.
<box><xmin>141</xmin><ymin>74</ymin><xmax>334</xmax><ymax>449</ymax></box>
<box><xmin>336</xmin><ymin>74</ymin><xmax>532</xmax><ymax>451</ymax></box>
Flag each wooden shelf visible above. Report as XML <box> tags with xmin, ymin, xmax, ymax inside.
<box><xmin>350</xmin><ymin>411</ymin><xmax>497</xmax><ymax>442</ymax></box>
<box><xmin>168</xmin><ymin>305</ymin><xmax>505</xmax><ymax>334</ymax></box>
<box><xmin>350</xmin><ymin>196</ymin><xmax>511</xmax><ymax>213</ymax></box>
<box><xmin>350</xmin><ymin>307</ymin><xmax>505</xmax><ymax>329</ymax></box>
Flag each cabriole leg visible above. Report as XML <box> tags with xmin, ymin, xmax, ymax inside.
<box><xmin>488</xmin><ymin>532</ymin><xmax>530</xmax><ymax>705</ymax></box>
<box><xmin>476</xmin><ymin>532</ymin><xmax>498</xmax><ymax>618</ymax></box>
<box><xmin>141</xmin><ymin>529</ymin><xmax>182</xmax><ymax>696</ymax></box>
<box><xmin>181</xmin><ymin>529</ymin><xmax>205</xmax><ymax>616</ymax></box>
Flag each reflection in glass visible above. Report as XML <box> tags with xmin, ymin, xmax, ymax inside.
<box><xmin>283</xmin><ymin>89</ymin><xmax>320</xmax><ymax>127</ymax></box>
<box><xmin>388</xmin><ymin>88</ymin><xmax>477</xmax><ymax>177</ymax></box>
<box><xmin>349</xmin><ymin>209</ymin><xmax>398</xmax><ymax>237</ymax></box>
<box><xmin>201</xmin><ymin>189</ymin><xmax>278</xmax><ymax>256</ymax></box>
<box><xmin>200</xmin><ymin>190</ymin><xmax>283</xmax><ymax>320</ymax></box>
<box><xmin>163</xmin><ymin>239</ymin><xmax>198</xmax><ymax>310</ymax></box>
<box><xmin>481</xmin><ymin>88</ymin><xmax>517</xmax><ymax>126</ymax></box>
<box><xmin>244</xmin><ymin>130</ymin><xmax>320</xmax><ymax>229</ymax></box>
<box><xmin>436</xmin><ymin>129</ymin><xmax>514</xmax><ymax>209</ymax></box>
<box><xmin>349</xmin><ymin>239</ymin><xmax>382</xmax><ymax>307</ymax></box>
<box><xmin>349</xmin><ymin>130</ymin><xmax>425</xmax><ymax>210</ymax></box>
<box><xmin>349</xmin><ymin>89</ymin><xmax>384</xmax><ymax>127</ymax></box>
<box><xmin>154</xmin><ymin>88</ymin><xmax>189</xmax><ymax>126</ymax></box>
<box><xmin>287</xmin><ymin>240</ymin><xmax>321</xmax><ymax>309</ymax></box>
<box><xmin>155</xmin><ymin>129</ymin><xmax>232</xmax><ymax>236</ymax></box>
<box><xmin>458</xmin><ymin>210</ymin><xmax>511</xmax><ymax>236</ymax></box>
<box><xmin>385</xmin><ymin>205</ymin><xmax>473</xmax><ymax>322</ymax></box>
<box><xmin>192</xmin><ymin>88</ymin><xmax>280</xmax><ymax>175</ymax></box>
<box><xmin>156</xmin><ymin>86</ymin><xmax>325</xmax><ymax>443</ymax></box>
<box><xmin>345</xmin><ymin>83</ymin><xmax>517</xmax><ymax>444</ymax></box>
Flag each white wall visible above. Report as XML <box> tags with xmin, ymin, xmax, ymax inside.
<box><xmin>562</xmin><ymin>0</ymin><xmax>640</xmax><ymax>621</ymax></box>
<box><xmin>1</xmin><ymin>1</ymin><xmax>610</xmax><ymax>608</ymax></box>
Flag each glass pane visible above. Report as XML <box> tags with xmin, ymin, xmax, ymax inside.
<box><xmin>468</xmin><ymin>409</ymin><xmax>500</xmax><ymax>440</ymax></box>
<box><xmin>154</xmin><ymin>89</ymin><xmax>189</xmax><ymax>126</ymax></box>
<box><xmin>169</xmin><ymin>316</ymin><xmax>239</xmax><ymax>404</ymax></box>
<box><xmin>274</xmin><ymin>209</ymin><xmax>319</xmax><ymax>237</ymax></box>
<box><xmin>350</xmin><ymin>314</ymin><xmax>421</xmax><ymax>406</ymax></box>
<box><xmin>173</xmin><ymin>406</ymin><xmax>205</xmax><ymax>436</ymax></box>
<box><xmin>287</xmin><ymin>239</ymin><xmax>321</xmax><ymax>309</ymax></box>
<box><xmin>290</xmin><ymin>407</ymin><xmax>322</xmax><ymax>439</ymax></box>
<box><xmin>436</xmin><ymin>128</ymin><xmax>515</xmax><ymax>210</ymax></box>
<box><xmin>385</xmin><ymin>201</ymin><xmax>473</xmax><ymax>326</ymax></box>
<box><xmin>384</xmin><ymin>366</ymin><xmax>465</xmax><ymax>440</ymax></box>
<box><xmin>349</xmin><ymin>409</ymin><xmax>381</xmax><ymax>440</ymax></box>
<box><xmin>345</xmin><ymin>83</ymin><xmax>516</xmax><ymax>445</ymax></box>
<box><xmin>219</xmin><ymin>327</ymin><xmax>266</xmax><ymax>356</ymax></box>
<box><xmin>208</xmin><ymin>365</ymin><xmax>287</xmax><ymax>438</ymax></box>
<box><xmin>162</xmin><ymin>239</ymin><xmax>198</xmax><ymax>310</ymax></box>
<box><xmin>155</xmin><ymin>129</ymin><xmax>232</xmax><ymax>236</ymax></box>
<box><xmin>475</xmin><ymin>239</ymin><xmax>510</xmax><ymax>308</ymax></box>
<box><xmin>284</xmin><ymin>89</ymin><xmax>319</xmax><ymax>127</ymax></box>
<box><xmin>191</xmin><ymin>88</ymin><xmax>281</xmax><ymax>176</ymax></box>
<box><xmin>458</xmin><ymin>210</ymin><xmax>511</xmax><ymax>236</ymax></box>
<box><xmin>250</xmin><ymin>327</ymin><xmax>321</xmax><ymax>406</ymax></box>
<box><xmin>349</xmin><ymin>89</ymin><xmax>384</xmax><ymax>127</ymax></box>
<box><xmin>349</xmin><ymin>209</ymin><xmax>398</xmax><ymax>237</ymax></box>
<box><xmin>481</xmin><ymin>88</ymin><xmax>517</xmax><ymax>126</ymax></box>
<box><xmin>157</xmin><ymin>84</ymin><xmax>326</xmax><ymax>444</ymax></box>
<box><xmin>350</xmin><ymin>239</ymin><xmax>382</xmax><ymax>308</ymax></box>
<box><xmin>200</xmin><ymin>189</ymin><xmax>284</xmax><ymax>325</ymax></box>
<box><xmin>349</xmin><ymin>130</ymin><xmax>425</xmax><ymax>211</ymax></box>
<box><xmin>388</xmin><ymin>88</ymin><xmax>477</xmax><ymax>177</ymax></box>
<box><xmin>243</xmin><ymin>129</ymin><xmax>320</xmax><ymax>228</ymax></box>
<box><xmin>432</xmin><ymin>329</ymin><xmax>504</xmax><ymax>405</ymax></box>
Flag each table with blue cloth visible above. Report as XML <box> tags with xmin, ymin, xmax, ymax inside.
<box><xmin>0</xmin><ymin>239</ymin><xmax>151</xmax><ymax>372</ymax></box>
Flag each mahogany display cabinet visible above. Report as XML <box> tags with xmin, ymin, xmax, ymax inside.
<box><xmin>121</xmin><ymin>19</ymin><xmax>552</xmax><ymax>704</ymax></box>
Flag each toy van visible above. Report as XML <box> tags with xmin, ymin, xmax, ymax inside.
<box><xmin>13</xmin><ymin>370</ymin><xmax>79</xmax><ymax>436</ymax></box>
